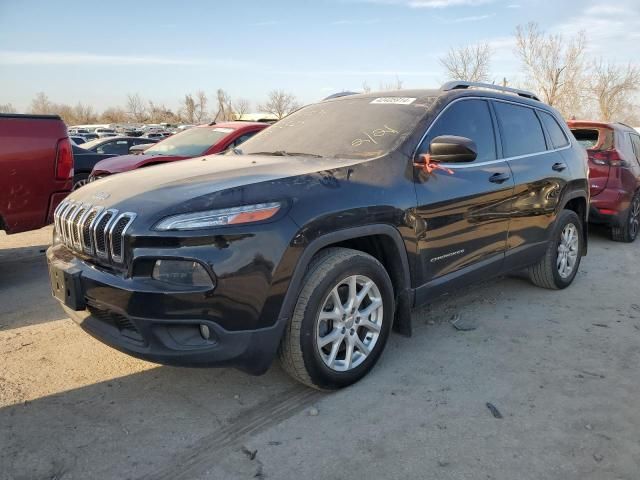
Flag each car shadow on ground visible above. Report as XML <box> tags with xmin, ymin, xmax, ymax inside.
<box><xmin>0</xmin><ymin>361</ymin><xmax>324</xmax><ymax>480</ymax></box>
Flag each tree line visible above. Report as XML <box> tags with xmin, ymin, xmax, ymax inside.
<box><xmin>0</xmin><ymin>89</ymin><xmax>301</xmax><ymax>126</ymax></box>
<box><xmin>1</xmin><ymin>22</ymin><xmax>638</xmax><ymax>125</ymax></box>
<box><xmin>439</xmin><ymin>22</ymin><xmax>640</xmax><ymax>124</ymax></box>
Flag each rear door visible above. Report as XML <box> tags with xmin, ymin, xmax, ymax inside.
<box><xmin>413</xmin><ymin>98</ymin><xmax>515</xmax><ymax>290</ymax></box>
<box><xmin>493</xmin><ymin>101</ymin><xmax>573</xmax><ymax>270</ymax></box>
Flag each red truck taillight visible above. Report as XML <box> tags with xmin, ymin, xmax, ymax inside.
<box><xmin>55</xmin><ymin>137</ymin><xmax>73</xmax><ymax>180</ymax></box>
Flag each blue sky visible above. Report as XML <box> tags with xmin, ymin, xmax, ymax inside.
<box><xmin>1</xmin><ymin>0</ymin><xmax>638</xmax><ymax>112</ymax></box>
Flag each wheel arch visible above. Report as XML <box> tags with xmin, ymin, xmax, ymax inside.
<box><xmin>278</xmin><ymin>225</ymin><xmax>414</xmax><ymax>337</ymax></box>
<box><xmin>560</xmin><ymin>192</ymin><xmax>588</xmax><ymax>254</ymax></box>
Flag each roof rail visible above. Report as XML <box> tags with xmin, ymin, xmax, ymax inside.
<box><xmin>616</xmin><ymin>121</ymin><xmax>636</xmax><ymax>130</ymax></box>
<box><xmin>441</xmin><ymin>81</ymin><xmax>541</xmax><ymax>102</ymax></box>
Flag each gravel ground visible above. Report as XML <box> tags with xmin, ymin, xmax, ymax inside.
<box><xmin>1</xmin><ymin>225</ymin><xmax>639</xmax><ymax>480</ymax></box>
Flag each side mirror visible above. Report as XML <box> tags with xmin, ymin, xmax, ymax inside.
<box><xmin>429</xmin><ymin>135</ymin><xmax>477</xmax><ymax>163</ymax></box>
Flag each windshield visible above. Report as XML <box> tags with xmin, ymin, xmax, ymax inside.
<box><xmin>80</xmin><ymin>138</ymin><xmax>106</xmax><ymax>150</ymax></box>
<box><xmin>236</xmin><ymin>96</ymin><xmax>430</xmax><ymax>159</ymax></box>
<box><xmin>144</xmin><ymin>127</ymin><xmax>233</xmax><ymax>156</ymax></box>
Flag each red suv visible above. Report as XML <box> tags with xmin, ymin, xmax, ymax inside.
<box><xmin>569</xmin><ymin>121</ymin><xmax>640</xmax><ymax>242</ymax></box>
<box><xmin>89</xmin><ymin>121</ymin><xmax>269</xmax><ymax>180</ymax></box>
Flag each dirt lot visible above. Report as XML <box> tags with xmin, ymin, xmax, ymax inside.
<box><xmin>1</xmin><ymin>225</ymin><xmax>639</xmax><ymax>480</ymax></box>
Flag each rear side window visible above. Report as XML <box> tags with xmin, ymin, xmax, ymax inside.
<box><xmin>418</xmin><ymin>99</ymin><xmax>496</xmax><ymax>162</ymax></box>
<box><xmin>539</xmin><ymin>111</ymin><xmax>569</xmax><ymax>149</ymax></box>
<box><xmin>494</xmin><ymin>102</ymin><xmax>546</xmax><ymax>157</ymax></box>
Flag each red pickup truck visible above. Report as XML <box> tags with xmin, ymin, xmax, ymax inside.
<box><xmin>0</xmin><ymin>114</ymin><xmax>73</xmax><ymax>234</ymax></box>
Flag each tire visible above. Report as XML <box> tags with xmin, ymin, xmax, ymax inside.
<box><xmin>72</xmin><ymin>173</ymin><xmax>89</xmax><ymax>190</ymax></box>
<box><xmin>528</xmin><ymin>209</ymin><xmax>583</xmax><ymax>290</ymax></box>
<box><xmin>279</xmin><ymin>247</ymin><xmax>394</xmax><ymax>390</ymax></box>
<box><xmin>611</xmin><ymin>193</ymin><xmax>640</xmax><ymax>243</ymax></box>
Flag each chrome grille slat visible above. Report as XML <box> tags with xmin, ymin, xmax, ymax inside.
<box><xmin>53</xmin><ymin>201</ymin><xmax>136</xmax><ymax>265</ymax></box>
<box><xmin>108</xmin><ymin>213</ymin><xmax>137</xmax><ymax>263</ymax></box>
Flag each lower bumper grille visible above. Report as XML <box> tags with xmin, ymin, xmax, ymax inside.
<box><xmin>87</xmin><ymin>303</ymin><xmax>144</xmax><ymax>343</ymax></box>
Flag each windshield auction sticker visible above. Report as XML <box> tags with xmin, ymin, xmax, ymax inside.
<box><xmin>370</xmin><ymin>97</ymin><xmax>416</xmax><ymax>105</ymax></box>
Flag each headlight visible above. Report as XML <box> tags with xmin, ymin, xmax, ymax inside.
<box><xmin>152</xmin><ymin>260</ymin><xmax>214</xmax><ymax>288</ymax></box>
<box><xmin>154</xmin><ymin>202</ymin><xmax>282</xmax><ymax>231</ymax></box>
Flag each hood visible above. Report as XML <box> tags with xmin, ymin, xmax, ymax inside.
<box><xmin>69</xmin><ymin>153</ymin><xmax>368</xmax><ymax>221</ymax></box>
<box><xmin>92</xmin><ymin>154</ymin><xmax>187</xmax><ymax>174</ymax></box>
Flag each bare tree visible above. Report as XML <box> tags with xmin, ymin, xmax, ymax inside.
<box><xmin>30</xmin><ymin>92</ymin><xmax>53</xmax><ymax>114</ymax></box>
<box><xmin>181</xmin><ymin>94</ymin><xmax>197</xmax><ymax>123</ymax></box>
<box><xmin>0</xmin><ymin>103</ymin><xmax>16</xmax><ymax>113</ymax></box>
<box><xmin>515</xmin><ymin>22</ymin><xmax>587</xmax><ymax>118</ymax></box>
<box><xmin>361</xmin><ymin>81</ymin><xmax>371</xmax><ymax>94</ymax></box>
<box><xmin>195</xmin><ymin>90</ymin><xmax>208</xmax><ymax>123</ymax></box>
<box><xmin>126</xmin><ymin>93</ymin><xmax>147</xmax><ymax>122</ymax></box>
<box><xmin>440</xmin><ymin>43</ymin><xmax>492</xmax><ymax>83</ymax></box>
<box><xmin>101</xmin><ymin>107</ymin><xmax>128</xmax><ymax>123</ymax></box>
<box><xmin>72</xmin><ymin>103</ymin><xmax>97</xmax><ymax>124</ymax></box>
<box><xmin>214</xmin><ymin>89</ymin><xmax>234</xmax><ymax>122</ymax></box>
<box><xmin>379</xmin><ymin>75</ymin><xmax>404</xmax><ymax>91</ymax></box>
<box><xmin>232</xmin><ymin>98</ymin><xmax>251</xmax><ymax>119</ymax></box>
<box><xmin>258</xmin><ymin>90</ymin><xmax>301</xmax><ymax>119</ymax></box>
<box><xmin>589</xmin><ymin>60</ymin><xmax>640</xmax><ymax>121</ymax></box>
<box><xmin>148</xmin><ymin>101</ymin><xmax>179</xmax><ymax>123</ymax></box>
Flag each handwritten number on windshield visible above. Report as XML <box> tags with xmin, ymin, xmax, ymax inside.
<box><xmin>352</xmin><ymin>125</ymin><xmax>398</xmax><ymax>147</ymax></box>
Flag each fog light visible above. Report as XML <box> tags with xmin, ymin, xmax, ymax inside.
<box><xmin>200</xmin><ymin>324</ymin><xmax>211</xmax><ymax>340</ymax></box>
<box><xmin>152</xmin><ymin>260</ymin><xmax>214</xmax><ymax>288</ymax></box>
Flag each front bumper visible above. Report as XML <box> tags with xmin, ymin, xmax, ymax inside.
<box><xmin>46</xmin><ymin>244</ymin><xmax>287</xmax><ymax>374</ymax></box>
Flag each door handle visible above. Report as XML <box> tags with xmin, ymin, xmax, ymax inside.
<box><xmin>552</xmin><ymin>162</ymin><xmax>567</xmax><ymax>172</ymax></box>
<box><xmin>489</xmin><ymin>173</ymin><xmax>511</xmax><ymax>184</ymax></box>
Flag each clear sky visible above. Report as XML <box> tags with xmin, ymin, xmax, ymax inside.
<box><xmin>0</xmin><ymin>0</ymin><xmax>638</xmax><ymax>113</ymax></box>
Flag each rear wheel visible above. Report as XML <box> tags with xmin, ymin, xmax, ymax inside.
<box><xmin>528</xmin><ymin>209</ymin><xmax>583</xmax><ymax>290</ymax></box>
<box><xmin>279</xmin><ymin>248</ymin><xmax>394</xmax><ymax>390</ymax></box>
<box><xmin>611</xmin><ymin>193</ymin><xmax>640</xmax><ymax>243</ymax></box>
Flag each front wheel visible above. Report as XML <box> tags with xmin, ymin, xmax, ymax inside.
<box><xmin>279</xmin><ymin>248</ymin><xmax>394</xmax><ymax>390</ymax></box>
<box><xmin>72</xmin><ymin>173</ymin><xmax>89</xmax><ymax>190</ymax></box>
<box><xmin>528</xmin><ymin>209</ymin><xmax>583</xmax><ymax>290</ymax></box>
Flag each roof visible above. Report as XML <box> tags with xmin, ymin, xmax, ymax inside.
<box><xmin>567</xmin><ymin>120</ymin><xmax>636</xmax><ymax>132</ymax></box>
<box><xmin>200</xmin><ymin>121</ymin><xmax>267</xmax><ymax>130</ymax></box>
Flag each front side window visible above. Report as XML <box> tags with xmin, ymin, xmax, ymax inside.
<box><xmin>233</xmin><ymin>132</ymin><xmax>258</xmax><ymax>147</ymax></box>
<box><xmin>539</xmin><ymin>111</ymin><xmax>570</xmax><ymax>149</ymax></box>
<box><xmin>494</xmin><ymin>102</ymin><xmax>546</xmax><ymax>157</ymax></box>
<box><xmin>417</xmin><ymin>99</ymin><xmax>496</xmax><ymax>162</ymax></box>
<box><xmin>97</xmin><ymin>140</ymin><xmax>130</xmax><ymax>155</ymax></box>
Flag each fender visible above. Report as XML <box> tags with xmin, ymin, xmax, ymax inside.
<box><xmin>557</xmin><ymin>188</ymin><xmax>589</xmax><ymax>254</ymax></box>
<box><xmin>277</xmin><ymin>224</ymin><xmax>414</xmax><ymax>336</ymax></box>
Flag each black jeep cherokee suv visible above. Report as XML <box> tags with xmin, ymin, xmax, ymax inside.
<box><xmin>47</xmin><ymin>82</ymin><xmax>589</xmax><ymax>389</ymax></box>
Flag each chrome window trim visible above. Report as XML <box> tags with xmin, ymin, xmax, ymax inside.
<box><xmin>108</xmin><ymin>213</ymin><xmax>137</xmax><ymax>263</ymax></box>
<box><xmin>412</xmin><ymin>96</ymin><xmax>573</xmax><ymax>170</ymax></box>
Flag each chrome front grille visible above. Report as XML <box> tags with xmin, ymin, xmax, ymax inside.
<box><xmin>54</xmin><ymin>200</ymin><xmax>136</xmax><ymax>263</ymax></box>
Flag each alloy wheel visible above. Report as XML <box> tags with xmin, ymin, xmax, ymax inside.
<box><xmin>315</xmin><ymin>275</ymin><xmax>383</xmax><ymax>372</ymax></box>
<box><xmin>557</xmin><ymin>223</ymin><xmax>579</xmax><ymax>279</ymax></box>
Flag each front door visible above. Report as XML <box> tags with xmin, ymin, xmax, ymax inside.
<box><xmin>413</xmin><ymin>98</ymin><xmax>514</xmax><ymax>293</ymax></box>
